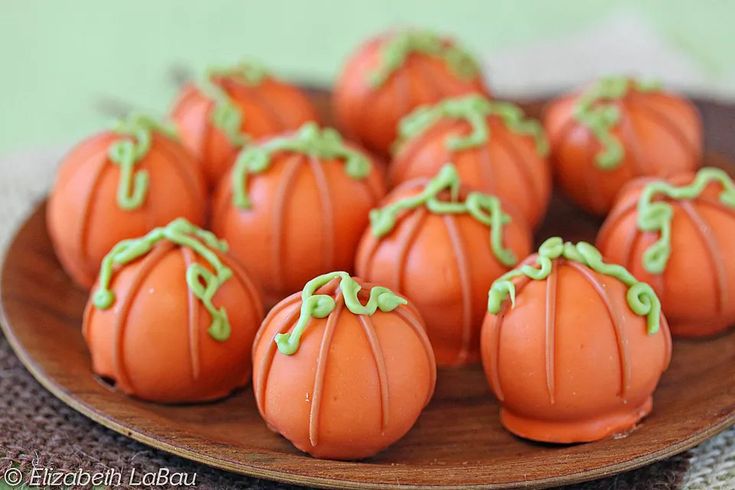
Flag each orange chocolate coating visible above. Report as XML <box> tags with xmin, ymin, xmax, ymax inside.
<box><xmin>252</xmin><ymin>277</ymin><xmax>436</xmax><ymax>459</ymax></box>
<box><xmin>597</xmin><ymin>173</ymin><xmax>735</xmax><ymax>337</ymax></box>
<box><xmin>333</xmin><ymin>32</ymin><xmax>487</xmax><ymax>155</ymax></box>
<box><xmin>171</xmin><ymin>76</ymin><xmax>318</xmax><ymax>187</ymax></box>
<box><xmin>83</xmin><ymin>240</ymin><xmax>263</xmax><ymax>403</ymax></box>
<box><xmin>47</xmin><ymin>132</ymin><xmax>207</xmax><ymax>288</ymax></box>
<box><xmin>211</xmin><ymin>136</ymin><xmax>385</xmax><ymax>306</ymax></box>
<box><xmin>544</xmin><ymin>82</ymin><xmax>701</xmax><ymax>215</ymax></box>
<box><xmin>481</xmin><ymin>255</ymin><xmax>672</xmax><ymax>443</ymax></box>
<box><xmin>356</xmin><ymin>180</ymin><xmax>533</xmax><ymax>366</ymax></box>
<box><xmin>390</xmin><ymin>111</ymin><xmax>551</xmax><ymax>228</ymax></box>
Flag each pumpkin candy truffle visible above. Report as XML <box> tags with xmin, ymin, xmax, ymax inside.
<box><xmin>334</xmin><ymin>29</ymin><xmax>488</xmax><ymax>155</ymax></box>
<box><xmin>252</xmin><ymin>272</ymin><xmax>436</xmax><ymax>459</ymax></box>
<box><xmin>544</xmin><ymin>76</ymin><xmax>701</xmax><ymax>215</ymax></box>
<box><xmin>171</xmin><ymin>61</ymin><xmax>318</xmax><ymax>187</ymax></box>
<box><xmin>211</xmin><ymin>122</ymin><xmax>385</xmax><ymax>306</ymax></box>
<box><xmin>83</xmin><ymin>218</ymin><xmax>263</xmax><ymax>403</ymax></box>
<box><xmin>597</xmin><ymin>167</ymin><xmax>735</xmax><ymax>337</ymax></box>
<box><xmin>47</xmin><ymin>114</ymin><xmax>207</xmax><ymax>288</ymax></box>
<box><xmin>390</xmin><ymin>94</ymin><xmax>551</xmax><ymax>227</ymax></box>
<box><xmin>482</xmin><ymin>238</ymin><xmax>671</xmax><ymax>443</ymax></box>
<box><xmin>356</xmin><ymin>164</ymin><xmax>532</xmax><ymax>365</ymax></box>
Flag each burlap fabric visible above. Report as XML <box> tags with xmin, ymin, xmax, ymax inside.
<box><xmin>0</xmin><ymin>143</ymin><xmax>733</xmax><ymax>489</ymax></box>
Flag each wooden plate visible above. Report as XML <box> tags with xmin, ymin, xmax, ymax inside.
<box><xmin>1</xmin><ymin>94</ymin><xmax>735</xmax><ymax>489</ymax></box>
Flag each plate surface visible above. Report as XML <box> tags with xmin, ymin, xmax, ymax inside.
<box><xmin>1</xmin><ymin>95</ymin><xmax>735</xmax><ymax>489</ymax></box>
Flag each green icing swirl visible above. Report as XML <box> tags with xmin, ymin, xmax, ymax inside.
<box><xmin>487</xmin><ymin>237</ymin><xmax>661</xmax><ymax>334</ymax></box>
<box><xmin>368</xmin><ymin>30</ymin><xmax>480</xmax><ymax>88</ymax></box>
<box><xmin>394</xmin><ymin>94</ymin><xmax>548</xmax><ymax>155</ymax></box>
<box><xmin>572</xmin><ymin>76</ymin><xmax>661</xmax><ymax>170</ymax></box>
<box><xmin>637</xmin><ymin>167</ymin><xmax>735</xmax><ymax>274</ymax></box>
<box><xmin>197</xmin><ymin>60</ymin><xmax>269</xmax><ymax>148</ymax></box>
<box><xmin>370</xmin><ymin>163</ymin><xmax>517</xmax><ymax>267</ymax></box>
<box><xmin>231</xmin><ymin>122</ymin><xmax>371</xmax><ymax>208</ymax></box>
<box><xmin>93</xmin><ymin>218</ymin><xmax>234</xmax><ymax>342</ymax></box>
<box><xmin>275</xmin><ymin>271</ymin><xmax>407</xmax><ymax>355</ymax></box>
<box><xmin>108</xmin><ymin>113</ymin><xmax>176</xmax><ymax>211</ymax></box>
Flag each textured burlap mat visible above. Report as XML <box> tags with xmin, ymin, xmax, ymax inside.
<box><xmin>0</xmin><ymin>148</ymin><xmax>733</xmax><ymax>489</ymax></box>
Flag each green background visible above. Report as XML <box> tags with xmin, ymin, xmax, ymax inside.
<box><xmin>1</xmin><ymin>0</ymin><xmax>733</xmax><ymax>156</ymax></box>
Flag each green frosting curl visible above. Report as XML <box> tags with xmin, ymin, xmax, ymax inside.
<box><xmin>275</xmin><ymin>271</ymin><xmax>407</xmax><ymax>355</ymax></box>
<box><xmin>368</xmin><ymin>30</ymin><xmax>480</xmax><ymax>88</ymax></box>
<box><xmin>487</xmin><ymin>237</ymin><xmax>662</xmax><ymax>334</ymax></box>
<box><xmin>370</xmin><ymin>163</ymin><xmax>517</xmax><ymax>267</ymax></box>
<box><xmin>394</xmin><ymin>94</ymin><xmax>548</xmax><ymax>156</ymax></box>
<box><xmin>572</xmin><ymin>76</ymin><xmax>661</xmax><ymax>170</ymax></box>
<box><xmin>637</xmin><ymin>167</ymin><xmax>735</xmax><ymax>274</ymax></box>
<box><xmin>108</xmin><ymin>113</ymin><xmax>176</xmax><ymax>211</ymax></box>
<box><xmin>231</xmin><ymin>122</ymin><xmax>371</xmax><ymax>208</ymax></box>
<box><xmin>93</xmin><ymin>218</ymin><xmax>234</xmax><ymax>342</ymax></box>
<box><xmin>197</xmin><ymin>60</ymin><xmax>269</xmax><ymax>148</ymax></box>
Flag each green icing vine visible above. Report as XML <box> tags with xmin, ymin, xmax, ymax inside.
<box><xmin>487</xmin><ymin>237</ymin><xmax>662</xmax><ymax>334</ymax></box>
<box><xmin>394</xmin><ymin>94</ymin><xmax>548</xmax><ymax>156</ymax></box>
<box><xmin>368</xmin><ymin>30</ymin><xmax>480</xmax><ymax>88</ymax></box>
<box><xmin>231</xmin><ymin>122</ymin><xmax>371</xmax><ymax>208</ymax></box>
<box><xmin>370</xmin><ymin>163</ymin><xmax>517</xmax><ymax>267</ymax></box>
<box><xmin>108</xmin><ymin>113</ymin><xmax>176</xmax><ymax>211</ymax></box>
<box><xmin>197</xmin><ymin>60</ymin><xmax>269</xmax><ymax>148</ymax></box>
<box><xmin>93</xmin><ymin>218</ymin><xmax>234</xmax><ymax>342</ymax></box>
<box><xmin>572</xmin><ymin>76</ymin><xmax>661</xmax><ymax>170</ymax></box>
<box><xmin>275</xmin><ymin>271</ymin><xmax>407</xmax><ymax>355</ymax></box>
<box><xmin>637</xmin><ymin>167</ymin><xmax>735</xmax><ymax>274</ymax></box>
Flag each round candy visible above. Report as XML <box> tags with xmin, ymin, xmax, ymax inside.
<box><xmin>211</xmin><ymin>122</ymin><xmax>385</xmax><ymax>306</ymax></box>
<box><xmin>83</xmin><ymin>218</ymin><xmax>264</xmax><ymax>403</ymax></box>
<box><xmin>597</xmin><ymin>167</ymin><xmax>735</xmax><ymax>337</ymax></box>
<box><xmin>252</xmin><ymin>272</ymin><xmax>436</xmax><ymax>459</ymax></box>
<box><xmin>356</xmin><ymin>164</ymin><xmax>532</xmax><ymax>365</ymax></box>
<box><xmin>390</xmin><ymin>95</ymin><xmax>551</xmax><ymax>228</ymax></box>
<box><xmin>482</xmin><ymin>238</ymin><xmax>671</xmax><ymax>443</ymax></box>
<box><xmin>544</xmin><ymin>76</ymin><xmax>701</xmax><ymax>215</ymax></box>
<box><xmin>334</xmin><ymin>29</ymin><xmax>488</xmax><ymax>155</ymax></box>
<box><xmin>171</xmin><ymin>61</ymin><xmax>318</xmax><ymax>187</ymax></box>
<box><xmin>47</xmin><ymin>114</ymin><xmax>207</xmax><ymax>288</ymax></box>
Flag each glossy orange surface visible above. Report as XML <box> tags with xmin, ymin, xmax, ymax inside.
<box><xmin>598</xmin><ymin>173</ymin><xmax>735</xmax><ymax>337</ymax></box>
<box><xmin>390</xmin><ymin>111</ymin><xmax>551</xmax><ymax>228</ymax></box>
<box><xmin>333</xmin><ymin>32</ymin><xmax>487</xmax><ymax>155</ymax></box>
<box><xmin>171</xmin><ymin>76</ymin><xmax>318</xmax><ymax>188</ymax></box>
<box><xmin>356</xmin><ymin>179</ymin><xmax>532</xmax><ymax>365</ymax></box>
<box><xmin>47</xmin><ymin>132</ymin><xmax>207</xmax><ymax>288</ymax></box>
<box><xmin>211</xmin><ymin>136</ymin><xmax>385</xmax><ymax>306</ymax></box>
<box><xmin>251</xmin><ymin>276</ymin><xmax>436</xmax><ymax>459</ymax></box>
<box><xmin>83</xmin><ymin>240</ymin><xmax>264</xmax><ymax>403</ymax></box>
<box><xmin>480</xmin><ymin>255</ymin><xmax>672</xmax><ymax>443</ymax></box>
<box><xmin>544</xmin><ymin>84</ymin><xmax>702</xmax><ymax>215</ymax></box>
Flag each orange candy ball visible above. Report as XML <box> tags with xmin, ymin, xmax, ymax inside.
<box><xmin>171</xmin><ymin>62</ymin><xmax>318</xmax><ymax>187</ymax></box>
<box><xmin>83</xmin><ymin>219</ymin><xmax>264</xmax><ymax>403</ymax></box>
<box><xmin>334</xmin><ymin>30</ymin><xmax>488</xmax><ymax>155</ymax></box>
<box><xmin>47</xmin><ymin>115</ymin><xmax>207</xmax><ymax>288</ymax></box>
<box><xmin>390</xmin><ymin>95</ymin><xmax>551</xmax><ymax>228</ymax></box>
<box><xmin>252</xmin><ymin>273</ymin><xmax>436</xmax><ymax>459</ymax></box>
<box><xmin>481</xmin><ymin>239</ymin><xmax>671</xmax><ymax>443</ymax></box>
<box><xmin>356</xmin><ymin>166</ymin><xmax>533</xmax><ymax>365</ymax></box>
<box><xmin>597</xmin><ymin>168</ymin><xmax>735</xmax><ymax>337</ymax></box>
<box><xmin>211</xmin><ymin>123</ymin><xmax>385</xmax><ymax>306</ymax></box>
<box><xmin>544</xmin><ymin>77</ymin><xmax>701</xmax><ymax>215</ymax></box>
